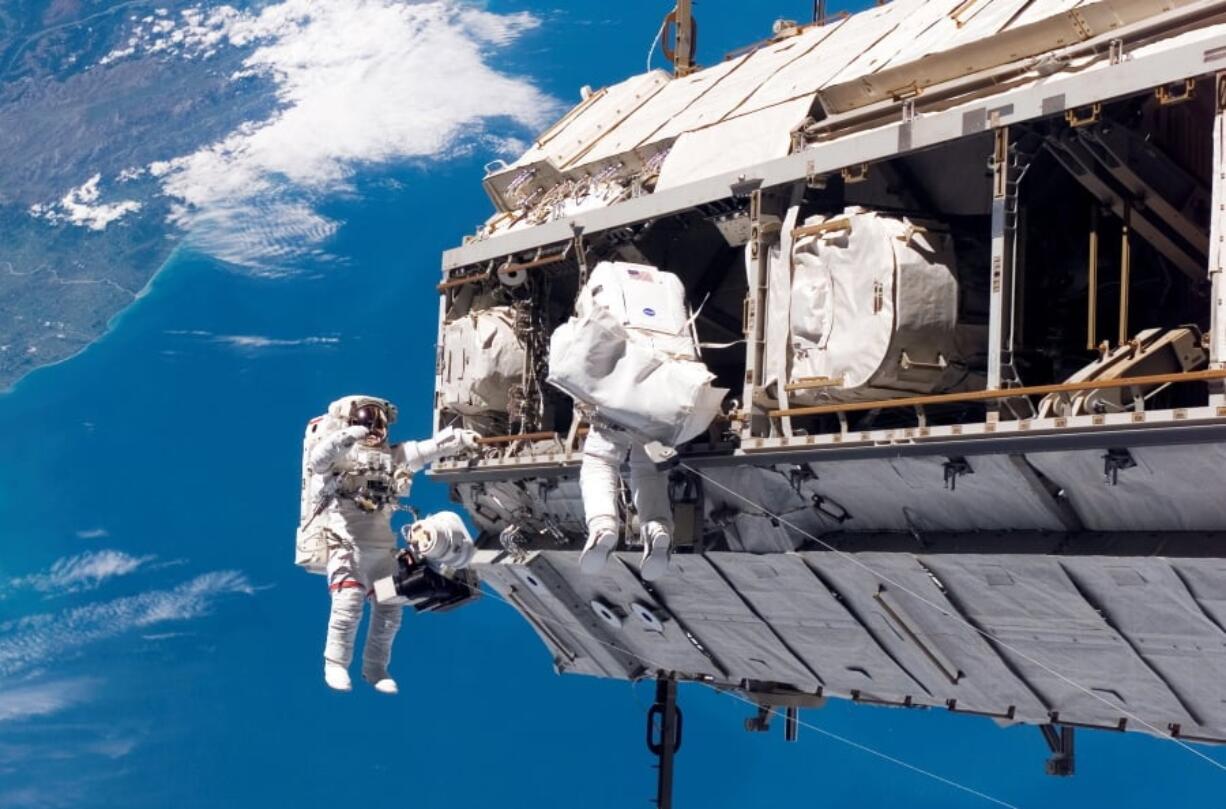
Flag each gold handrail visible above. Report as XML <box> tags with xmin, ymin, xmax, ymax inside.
<box><xmin>769</xmin><ymin>368</ymin><xmax>1226</xmax><ymax>419</ymax></box>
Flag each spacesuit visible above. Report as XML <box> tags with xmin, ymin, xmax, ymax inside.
<box><xmin>579</xmin><ymin>422</ymin><xmax>673</xmax><ymax>581</ymax></box>
<box><xmin>306</xmin><ymin>397</ymin><xmax>478</xmax><ymax>694</ymax></box>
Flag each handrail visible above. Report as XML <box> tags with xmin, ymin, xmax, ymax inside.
<box><xmin>475</xmin><ymin>431</ymin><xmax>560</xmax><ymax>445</ymax></box>
<box><xmin>769</xmin><ymin>368</ymin><xmax>1226</xmax><ymax>418</ymax></box>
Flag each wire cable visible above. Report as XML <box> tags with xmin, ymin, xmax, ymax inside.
<box><xmin>646</xmin><ymin>12</ymin><xmax>668</xmax><ymax>72</ymax></box>
<box><xmin>680</xmin><ymin>461</ymin><xmax>1226</xmax><ymax>772</ymax></box>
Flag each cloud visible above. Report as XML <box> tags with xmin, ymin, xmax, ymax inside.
<box><xmin>100</xmin><ymin>0</ymin><xmax>558</xmax><ymax>268</ymax></box>
<box><xmin>166</xmin><ymin>329</ymin><xmax>340</xmax><ymax>349</ymax></box>
<box><xmin>74</xmin><ymin>529</ymin><xmax>109</xmax><ymax>540</ymax></box>
<box><xmin>0</xmin><ymin>572</ymin><xmax>255</xmax><ymax>676</ymax></box>
<box><xmin>0</xmin><ymin>679</ymin><xmax>96</xmax><ymax>723</ymax></box>
<box><xmin>7</xmin><ymin>550</ymin><xmax>155</xmax><ymax>596</ymax></box>
<box><xmin>28</xmin><ymin>174</ymin><xmax>142</xmax><ymax>231</ymax></box>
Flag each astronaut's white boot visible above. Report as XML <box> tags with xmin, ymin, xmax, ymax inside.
<box><xmin>324</xmin><ymin>661</ymin><xmax>352</xmax><ymax>692</ymax></box>
<box><xmin>363</xmin><ymin>664</ymin><xmax>399</xmax><ymax>695</ymax></box>
<box><xmin>639</xmin><ymin>524</ymin><xmax>672</xmax><ymax>582</ymax></box>
<box><xmin>580</xmin><ymin>519</ymin><xmax>618</xmax><ymax>576</ymax></box>
<box><xmin>372</xmin><ymin>678</ymin><xmax>399</xmax><ymax>695</ymax></box>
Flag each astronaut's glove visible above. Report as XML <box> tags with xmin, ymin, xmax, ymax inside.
<box><xmin>398</xmin><ymin>427</ymin><xmax>481</xmax><ymax>472</ymax></box>
<box><xmin>340</xmin><ymin>426</ymin><xmax>369</xmax><ymax>446</ymax></box>
<box><xmin>433</xmin><ymin>426</ymin><xmax>481</xmax><ymax>456</ymax></box>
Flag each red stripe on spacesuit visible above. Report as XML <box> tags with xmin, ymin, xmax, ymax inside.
<box><xmin>328</xmin><ymin>580</ymin><xmax>365</xmax><ymax>592</ymax></box>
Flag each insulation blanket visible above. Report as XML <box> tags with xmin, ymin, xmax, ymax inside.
<box><xmin>788</xmin><ymin>207</ymin><xmax>965</xmax><ymax>402</ymax></box>
<box><xmin>439</xmin><ymin>306</ymin><xmax>525</xmax><ymax>415</ymax></box>
<box><xmin>548</xmin><ymin>306</ymin><xmax>725</xmax><ymax>446</ymax></box>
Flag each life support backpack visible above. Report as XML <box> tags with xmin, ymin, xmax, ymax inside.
<box><xmin>295</xmin><ymin>396</ymin><xmax>397</xmax><ymax>574</ymax></box>
<box><xmin>547</xmin><ymin>261</ymin><xmax>726</xmax><ymax>447</ymax></box>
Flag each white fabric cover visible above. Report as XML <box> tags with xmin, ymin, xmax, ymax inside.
<box><xmin>548</xmin><ymin>261</ymin><xmax>726</xmax><ymax>446</ymax></box>
<box><xmin>439</xmin><ymin>306</ymin><xmax>525</xmax><ymax>415</ymax></box>
<box><xmin>787</xmin><ymin>207</ymin><xmax>963</xmax><ymax>402</ymax></box>
<box><xmin>576</xmin><ymin>261</ymin><xmax>696</xmax><ymax>357</ymax></box>
<box><xmin>296</xmin><ymin>411</ymin><xmax>347</xmax><ymax>572</ymax></box>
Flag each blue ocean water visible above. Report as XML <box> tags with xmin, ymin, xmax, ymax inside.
<box><xmin>2</xmin><ymin>2</ymin><xmax>1224</xmax><ymax>807</ymax></box>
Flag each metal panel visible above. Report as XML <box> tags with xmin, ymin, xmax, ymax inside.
<box><xmin>645</xmin><ymin>554</ymin><xmax>822</xmax><ymax>691</ymax></box>
<box><xmin>805</xmin><ymin>552</ymin><xmax>1050</xmax><ymax>718</ymax></box>
<box><xmin>1010</xmin><ymin>0</ymin><xmax>1089</xmax><ymax>28</ymax></box>
<box><xmin>443</xmin><ymin>24</ymin><xmax>1226</xmax><ymax>270</ymax></box>
<box><xmin>1027</xmin><ymin>444</ymin><xmax>1226</xmax><ymax>531</ymax></box>
<box><xmin>709</xmin><ymin>553</ymin><xmax>928</xmax><ymax>701</ymax></box>
<box><xmin>1171</xmin><ymin>560</ymin><xmax>1226</xmax><ymax>641</ymax></box>
<box><xmin>572</xmin><ymin>55</ymin><xmax>748</xmax><ymax>168</ymax></box>
<box><xmin>733</xmin><ymin>7</ymin><xmax>900</xmax><ymax>115</ymax></box>
<box><xmin>502</xmin><ymin>71</ymin><xmax>671</xmax><ymax>173</ymax></box>
<box><xmin>924</xmin><ymin>555</ymin><xmax>1197</xmax><ymax>731</ymax></box>
<box><xmin>484</xmin><ymin>554</ymin><xmax>643</xmax><ymax>679</ymax></box>
<box><xmin>476</xmin><ymin>561</ymin><xmax>614</xmax><ymax>678</ymax></box>
<box><xmin>804</xmin><ymin>454</ymin><xmax>1068</xmax><ymax>532</ymax></box>
<box><xmin>544</xmin><ymin>551</ymin><xmax>724</xmax><ymax>678</ymax></box>
<box><xmin>816</xmin><ymin>0</ymin><xmax>957</xmax><ymax>91</ymax></box>
<box><xmin>655</xmin><ymin>98</ymin><xmax>814</xmax><ymax>190</ymax></box>
<box><xmin>649</xmin><ymin>31</ymin><xmax>828</xmax><ymax>143</ymax></box>
<box><xmin>1061</xmin><ymin>557</ymin><xmax>1226</xmax><ymax>736</ymax></box>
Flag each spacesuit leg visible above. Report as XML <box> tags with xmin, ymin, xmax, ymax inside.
<box><xmin>323</xmin><ymin>536</ymin><xmax>365</xmax><ymax>691</ymax></box>
<box><xmin>359</xmin><ymin>544</ymin><xmax>402</xmax><ymax>694</ymax></box>
<box><xmin>578</xmin><ymin>425</ymin><xmax>629</xmax><ymax>574</ymax></box>
<box><xmin>628</xmin><ymin>442</ymin><xmax>673</xmax><ymax>581</ymax></box>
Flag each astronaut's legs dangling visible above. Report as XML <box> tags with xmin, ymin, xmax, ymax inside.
<box><xmin>323</xmin><ymin>534</ymin><xmax>402</xmax><ymax>694</ymax></box>
<box><xmin>579</xmin><ymin>424</ymin><xmax>673</xmax><ymax>580</ymax></box>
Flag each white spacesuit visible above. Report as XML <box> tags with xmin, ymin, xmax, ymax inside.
<box><xmin>547</xmin><ymin>261</ymin><xmax>723</xmax><ymax>582</ymax></box>
<box><xmin>302</xmin><ymin>395</ymin><xmax>478</xmax><ymax>694</ymax></box>
<box><xmin>579</xmin><ymin>424</ymin><xmax>673</xmax><ymax>580</ymax></box>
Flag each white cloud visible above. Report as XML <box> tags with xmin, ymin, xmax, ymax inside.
<box><xmin>28</xmin><ymin>174</ymin><xmax>142</xmax><ymax>231</ymax></box>
<box><xmin>0</xmin><ymin>571</ymin><xmax>255</xmax><ymax>676</ymax></box>
<box><xmin>166</xmin><ymin>329</ymin><xmax>340</xmax><ymax>349</ymax></box>
<box><xmin>74</xmin><ymin>529</ymin><xmax>109</xmax><ymax>540</ymax></box>
<box><xmin>102</xmin><ymin>0</ymin><xmax>558</xmax><ymax>267</ymax></box>
<box><xmin>7</xmin><ymin>550</ymin><xmax>155</xmax><ymax>596</ymax></box>
<box><xmin>0</xmin><ymin>679</ymin><xmax>95</xmax><ymax>723</ymax></box>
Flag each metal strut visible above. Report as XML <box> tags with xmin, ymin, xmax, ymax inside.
<box><xmin>1040</xmin><ymin>724</ymin><xmax>1076</xmax><ymax>776</ymax></box>
<box><xmin>647</xmin><ymin>677</ymin><xmax>683</xmax><ymax>809</ymax></box>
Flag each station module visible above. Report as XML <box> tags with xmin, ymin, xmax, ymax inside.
<box><xmin>426</xmin><ymin>0</ymin><xmax>1226</xmax><ymax>792</ymax></box>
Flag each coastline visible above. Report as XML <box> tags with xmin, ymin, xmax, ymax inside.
<box><xmin>0</xmin><ymin>243</ymin><xmax>183</xmax><ymax>397</ymax></box>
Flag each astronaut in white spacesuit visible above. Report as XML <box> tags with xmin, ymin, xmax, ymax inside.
<box><xmin>303</xmin><ymin>396</ymin><xmax>478</xmax><ymax>694</ymax></box>
<box><xmin>578</xmin><ymin>423</ymin><xmax>673</xmax><ymax>581</ymax></box>
<box><xmin>553</xmin><ymin>261</ymin><xmax>716</xmax><ymax>582</ymax></box>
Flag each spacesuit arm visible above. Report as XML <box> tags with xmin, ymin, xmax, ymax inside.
<box><xmin>394</xmin><ymin>427</ymin><xmax>480</xmax><ymax>474</ymax></box>
<box><xmin>308</xmin><ymin>426</ymin><xmax>368</xmax><ymax>474</ymax></box>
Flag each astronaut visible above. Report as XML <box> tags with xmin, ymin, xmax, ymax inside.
<box><xmin>552</xmin><ymin>261</ymin><xmax>714</xmax><ymax>582</ymax></box>
<box><xmin>578</xmin><ymin>422</ymin><xmax>673</xmax><ymax>581</ymax></box>
<box><xmin>302</xmin><ymin>395</ymin><xmax>478</xmax><ymax>694</ymax></box>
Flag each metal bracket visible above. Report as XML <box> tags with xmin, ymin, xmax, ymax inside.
<box><xmin>499</xmin><ymin>524</ymin><xmax>528</xmax><ymax>562</ymax></box>
<box><xmin>744</xmin><ymin>705</ymin><xmax>772</xmax><ymax>732</ymax></box>
<box><xmin>1102</xmin><ymin>448</ymin><xmax>1136</xmax><ymax>486</ymax></box>
<box><xmin>900</xmin><ymin>97</ymin><xmax>917</xmax><ymax>124</ymax></box>
<box><xmin>943</xmin><ymin>457</ymin><xmax>974</xmax><ymax>491</ymax></box>
<box><xmin>1108</xmin><ymin>38</ymin><xmax>1126</xmax><ymax>65</ymax></box>
<box><xmin>1065</xmin><ymin>103</ymin><xmax>1102</xmax><ymax>129</ymax></box>
<box><xmin>841</xmin><ymin>163</ymin><xmax>870</xmax><ymax>184</ymax></box>
<box><xmin>647</xmin><ymin>677</ymin><xmax>683</xmax><ymax>809</ymax></box>
<box><xmin>1156</xmin><ymin>78</ymin><xmax>1196</xmax><ymax>107</ymax></box>
<box><xmin>1040</xmin><ymin>724</ymin><xmax>1075</xmax><ymax>777</ymax></box>
<box><xmin>643</xmin><ymin>440</ymin><xmax>679</xmax><ymax>467</ymax></box>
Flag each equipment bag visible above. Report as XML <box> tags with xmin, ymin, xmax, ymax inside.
<box><xmin>549</xmin><ymin>267</ymin><xmax>725</xmax><ymax>448</ymax></box>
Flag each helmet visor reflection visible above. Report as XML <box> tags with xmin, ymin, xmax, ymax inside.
<box><xmin>351</xmin><ymin>405</ymin><xmax>388</xmax><ymax>444</ymax></box>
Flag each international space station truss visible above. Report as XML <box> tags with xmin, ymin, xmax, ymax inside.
<box><xmin>425</xmin><ymin>0</ymin><xmax>1226</xmax><ymax>793</ymax></box>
